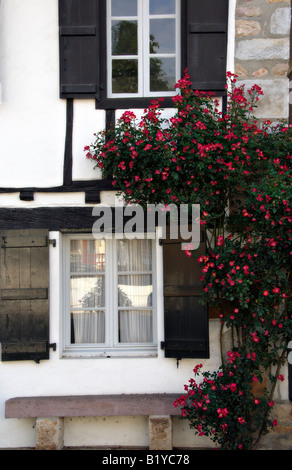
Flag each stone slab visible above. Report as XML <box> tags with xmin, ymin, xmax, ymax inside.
<box><xmin>5</xmin><ymin>394</ymin><xmax>181</xmax><ymax>418</ymax></box>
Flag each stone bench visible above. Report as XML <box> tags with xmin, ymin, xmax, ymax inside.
<box><xmin>5</xmin><ymin>394</ymin><xmax>181</xmax><ymax>450</ymax></box>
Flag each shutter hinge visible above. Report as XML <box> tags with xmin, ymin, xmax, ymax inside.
<box><xmin>49</xmin><ymin>343</ymin><xmax>57</xmax><ymax>351</ymax></box>
<box><xmin>49</xmin><ymin>239</ymin><xmax>56</xmax><ymax>247</ymax></box>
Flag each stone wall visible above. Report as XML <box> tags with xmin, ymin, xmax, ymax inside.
<box><xmin>235</xmin><ymin>0</ymin><xmax>291</xmax><ymax>120</ymax></box>
<box><xmin>235</xmin><ymin>1</ymin><xmax>292</xmax><ymax>451</ymax></box>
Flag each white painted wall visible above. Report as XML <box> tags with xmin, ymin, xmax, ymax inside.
<box><xmin>0</xmin><ymin>0</ymin><xmax>289</xmax><ymax>449</ymax></box>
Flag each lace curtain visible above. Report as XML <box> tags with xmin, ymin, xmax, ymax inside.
<box><xmin>70</xmin><ymin>239</ymin><xmax>153</xmax><ymax>344</ymax></box>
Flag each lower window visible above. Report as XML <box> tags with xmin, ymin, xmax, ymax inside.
<box><xmin>62</xmin><ymin>235</ymin><xmax>157</xmax><ymax>357</ymax></box>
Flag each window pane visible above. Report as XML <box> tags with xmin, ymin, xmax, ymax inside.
<box><xmin>118</xmin><ymin>274</ymin><xmax>152</xmax><ymax>307</ymax></box>
<box><xmin>117</xmin><ymin>239</ymin><xmax>152</xmax><ymax>271</ymax></box>
<box><xmin>119</xmin><ymin>310</ymin><xmax>153</xmax><ymax>342</ymax></box>
<box><xmin>112</xmin><ymin>59</ymin><xmax>138</xmax><ymax>93</ymax></box>
<box><xmin>71</xmin><ymin>311</ymin><xmax>105</xmax><ymax>344</ymax></box>
<box><xmin>149</xmin><ymin>0</ymin><xmax>175</xmax><ymax>15</ymax></box>
<box><xmin>112</xmin><ymin>20</ymin><xmax>137</xmax><ymax>56</ymax></box>
<box><xmin>70</xmin><ymin>275</ymin><xmax>105</xmax><ymax>308</ymax></box>
<box><xmin>150</xmin><ymin>57</ymin><xmax>175</xmax><ymax>91</ymax></box>
<box><xmin>150</xmin><ymin>19</ymin><xmax>175</xmax><ymax>54</ymax></box>
<box><xmin>112</xmin><ymin>0</ymin><xmax>137</xmax><ymax>17</ymax></box>
<box><xmin>70</xmin><ymin>240</ymin><xmax>105</xmax><ymax>273</ymax></box>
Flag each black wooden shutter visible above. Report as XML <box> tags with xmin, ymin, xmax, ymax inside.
<box><xmin>59</xmin><ymin>0</ymin><xmax>100</xmax><ymax>99</ymax></box>
<box><xmin>162</xmin><ymin>231</ymin><xmax>209</xmax><ymax>360</ymax></box>
<box><xmin>184</xmin><ymin>0</ymin><xmax>228</xmax><ymax>92</ymax></box>
<box><xmin>0</xmin><ymin>230</ymin><xmax>50</xmax><ymax>362</ymax></box>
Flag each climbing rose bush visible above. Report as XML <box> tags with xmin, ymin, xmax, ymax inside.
<box><xmin>86</xmin><ymin>71</ymin><xmax>292</xmax><ymax>450</ymax></box>
<box><xmin>174</xmin><ymin>361</ymin><xmax>277</xmax><ymax>450</ymax></box>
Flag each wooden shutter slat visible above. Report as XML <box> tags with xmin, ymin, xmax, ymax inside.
<box><xmin>189</xmin><ymin>23</ymin><xmax>227</xmax><ymax>33</ymax></box>
<box><xmin>164</xmin><ymin>285</ymin><xmax>202</xmax><ymax>296</ymax></box>
<box><xmin>1</xmin><ymin>236</ymin><xmax>48</xmax><ymax>248</ymax></box>
<box><xmin>1</xmin><ymin>288</ymin><xmax>48</xmax><ymax>301</ymax></box>
<box><xmin>163</xmin><ymin>340</ymin><xmax>208</xmax><ymax>352</ymax></box>
<box><xmin>1</xmin><ymin>342</ymin><xmax>48</xmax><ymax>361</ymax></box>
<box><xmin>60</xmin><ymin>26</ymin><xmax>97</xmax><ymax>36</ymax></box>
<box><xmin>61</xmin><ymin>84</ymin><xmax>97</xmax><ymax>94</ymax></box>
<box><xmin>0</xmin><ymin>229</ymin><xmax>50</xmax><ymax>362</ymax></box>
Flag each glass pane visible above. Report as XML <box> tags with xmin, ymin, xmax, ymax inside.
<box><xmin>150</xmin><ymin>19</ymin><xmax>175</xmax><ymax>54</ymax></box>
<box><xmin>70</xmin><ymin>275</ymin><xmax>105</xmax><ymax>308</ymax></box>
<box><xmin>118</xmin><ymin>274</ymin><xmax>152</xmax><ymax>307</ymax></box>
<box><xmin>112</xmin><ymin>0</ymin><xmax>137</xmax><ymax>17</ymax></box>
<box><xmin>119</xmin><ymin>310</ymin><xmax>153</xmax><ymax>342</ymax></box>
<box><xmin>150</xmin><ymin>0</ymin><xmax>175</xmax><ymax>15</ymax></box>
<box><xmin>112</xmin><ymin>59</ymin><xmax>138</xmax><ymax>93</ymax></box>
<box><xmin>71</xmin><ymin>310</ymin><xmax>105</xmax><ymax>343</ymax></box>
<box><xmin>150</xmin><ymin>57</ymin><xmax>176</xmax><ymax>92</ymax></box>
<box><xmin>117</xmin><ymin>239</ymin><xmax>152</xmax><ymax>272</ymax></box>
<box><xmin>112</xmin><ymin>20</ymin><xmax>137</xmax><ymax>55</ymax></box>
<box><xmin>70</xmin><ymin>240</ymin><xmax>105</xmax><ymax>273</ymax></box>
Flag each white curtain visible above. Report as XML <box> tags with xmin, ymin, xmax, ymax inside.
<box><xmin>119</xmin><ymin>310</ymin><xmax>152</xmax><ymax>342</ymax></box>
<box><xmin>118</xmin><ymin>240</ymin><xmax>153</xmax><ymax>343</ymax></box>
<box><xmin>70</xmin><ymin>239</ymin><xmax>153</xmax><ymax>345</ymax></box>
<box><xmin>71</xmin><ymin>311</ymin><xmax>105</xmax><ymax>343</ymax></box>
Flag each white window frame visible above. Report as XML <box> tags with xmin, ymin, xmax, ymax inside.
<box><xmin>62</xmin><ymin>234</ymin><xmax>157</xmax><ymax>358</ymax></box>
<box><xmin>107</xmin><ymin>0</ymin><xmax>180</xmax><ymax>98</ymax></box>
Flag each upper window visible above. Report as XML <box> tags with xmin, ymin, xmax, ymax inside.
<box><xmin>62</xmin><ymin>235</ymin><xmax>157</xmax><ymax>357</ymax></box>
<box><xmin>59</xmin><ymin>0</ymin><xmax>229</xmax><ymax>108</ymax></box>
<box><xmin>107</xmin><ymin>0</ymin><xmax>180</xmax><ymax>98</ymax></box>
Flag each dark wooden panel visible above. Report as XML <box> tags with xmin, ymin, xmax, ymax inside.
<box><xmin>185</xmin><ymin>0</ymin><xmax>228</xmax><ymax>91</ymax></box>
<box><xmin>0</xmin><ymin>229</ymin><xmax>50</xmax><ymax>361</ymax></box>
<box><xmin>59</xmin><ymin>0</ymin><xmax>100</xmax><ymax>99</ymax></box>
<box><xmin>162</xmin><ymin>231</ymin><xmax>209</xmax><ymax>359</ymax></box>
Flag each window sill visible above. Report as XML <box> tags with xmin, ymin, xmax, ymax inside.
<box><xmin>95</xmin><ymin>96</ymin><xmax>175</xmax><ymax>110</ymax></box>
<box><xmin>61</xmin><ymin>346</ymin><xmax>158</xmax><ymax>359</ymax></box>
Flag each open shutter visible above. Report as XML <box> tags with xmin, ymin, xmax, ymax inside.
<box><xmin>185</xmin><ymin>0</ymin><xmax>228</xmax><ymax>92</ymax></box>
<box><xmin>59</xmin><ymin>0</ymin><xmax>100</xmax><ymax>99</ymax></box>
<box><xmin>162</xmin><ymin>231</ymin><xmax>209</xmax><ymax>360</ymax></box>
<box><xmin>0</xmin><ymin>230</ymin><xmax>50</xmax><ymax>362</ymax></box>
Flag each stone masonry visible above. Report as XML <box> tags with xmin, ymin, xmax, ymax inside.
<box><xmin>235</xmin><ymin>0</ymin><xmax>291</xmax><ymax>120</ymax></box>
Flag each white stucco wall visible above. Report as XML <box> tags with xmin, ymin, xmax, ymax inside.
<box><xmin>0</xmin><ymin>0</ymin><xmax>289</xmax><ymax>449</ymax></box>
<box><xmin>0</xmin><ymin>0</ymin><xmax>237</xmax><ymax>190</ymax></box>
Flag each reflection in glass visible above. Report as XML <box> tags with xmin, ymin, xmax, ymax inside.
<box><xmin>118</xmin><ymin>275</ymin><xmax>152</xmax><ymax>307</ymax></box>
<box><xmin>112</xmin><ymin>20</ymin><xmax>137</xmax><ymax>56</ymax></box>
<box><xmin>150</xmin><ymin>57</ymin><xmax>175</xmax><ymax>92</ymax></box>
<box><xmin>112</xmin><ymin>0</ymin><xmax>137</xmax><ymax>17</ymax></box>
<box><xmin>150</xmin><ymin>19</ymin><xmax>175</xmax><ymax>54</ymax></box>
<box><xmin>149</xmin><ymin>0</ymin><xmax>175</xmax><ymax>15</ymax></box>
<box><xmin>112</xmin><ymin>59</ymin><xmax>138</xmax><ymax>93</ymax></box>
<box><xmin>70</xmin><ymin>240</ymin><xmax>105</xmax><ymax>273</ymax></box>
<box><xmin>70</xmin><ymin>275</ymin><xmax>105</xmax><ymax>308</ymax></box>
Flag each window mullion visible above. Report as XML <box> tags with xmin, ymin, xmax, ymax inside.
<box><xmin>141</xmin><ymin>0</ymin><xmax>149</xmax><ymax>97</ymax></box>
<box><xmin>105</xmin><ymin>238</ymin><xmax>115</xmax><ymax>348</ymax></box>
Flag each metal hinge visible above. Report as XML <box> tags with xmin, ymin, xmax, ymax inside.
<box><xmin>49</xmin><ymin>239</ymin><xmax>56</xmax><ymax>247</ymax></box>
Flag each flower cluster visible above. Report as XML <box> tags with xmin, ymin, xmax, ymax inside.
<box><xmin>174</xmin><ymin>360</ymin><xmax>277</xmax><ymax>450</ymax></box>
<box><xmin>85</xmin><ymin>71</ymin><xmax>269</xmax><ymax>214</ymax></box>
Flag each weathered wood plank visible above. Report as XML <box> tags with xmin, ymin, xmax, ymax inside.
<box><xmin>1</xmin><ymin>288</ymin><xmax>48</xmax><ymax>300</ymax></box>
